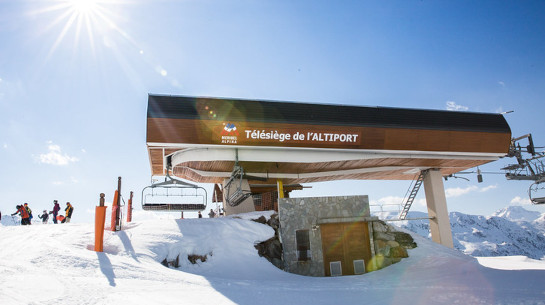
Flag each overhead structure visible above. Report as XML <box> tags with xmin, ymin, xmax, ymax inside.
<box><xmin>141</xmin><ymin>166</ymin><xmax>207</xmax><ymax>212</ymax></box>
<box><xmin>502</xmin><ymin>134</ymin><xmax>545</xmax><ymax>204</ymax></box>
<box><xmin>145</xmin><ymin>94</ymin><xmax>512</xmax><ymax>247</ymax></box>
<box><xmin>147</xmin><ymin>95</ymin><xmax>510</xmax><ymax>183</ymax></box>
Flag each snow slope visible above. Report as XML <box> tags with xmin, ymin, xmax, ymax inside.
<box><xmin>492</xmin><ymin>206</ymin><xmax>543</xmax><ymax>222</ymax></box>
<box><xmin>378</xmin><ymin>207</ymin><xmax>545</xmax><ymax>260</ymax></box>
<box><xmin>1</xmin><ymin>212</ymin><xmax>545</xmax><ymax>305</ymax></box>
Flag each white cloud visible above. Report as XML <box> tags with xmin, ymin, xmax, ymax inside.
<box><xmin>370</xmin><ymin>196</ymin><xmax>403</xmax><ymax>206</ymax></box>
<box><xmin>510</xmin><ymin>196</ymin><xmax>532</xmax><ymax>206</ymax></box>
<box><xmin>498</xmin><ymin>81</ymin><xmax>505</xmax><ymax>87</ymax></box>
<box><xmin>2</xmin><ymin>143</ymin><xmax>7</xmax><ymax>149</ymax></box>
<box><xmin>81</xmin><ymin>148</ymin><xmax>86</xmax><ymax>153</ymax></box>
<box><xmin>446</xmin><ymin>101</ymin><xmax>469</xmax><ymax>111</ymax></box>
<box><xmin>51</xmin><ymin>177</ymin><xmax>79</xmax><ymax>186</ymax></box>
<box><xmin>37</xmin><ymin>142</ymin><xmax>79</xmax><ymax>165</ymax></box>
<box><xmin>445</xmin><ymin>185</ymin><xmax>478</xmax><ymax>198</ymax></box>
<box><xmin>370</xmin><ymin>196</ymin><xmax>427</xmax><ymax>213</ymax></box>
<box><xmin>445</xmin><ymin>184</ymin><xmax>497</xmax><ymax>198</ymax></box>
<box><xmin>479</xmin><ymin>184</ymin><xmax>498</xmax><ymax>192</ymax></box>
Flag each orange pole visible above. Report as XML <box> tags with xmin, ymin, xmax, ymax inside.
<box><xmin>95</xmin><ymin>193</ymin><xmax>107</xmax><ymax>252</ymax></box>
<box><xmin>111</xmin><ymin>190</ymin><xmax>119</xmax><ymax>231</ymax></box>
<box><xmin>127</xmin><ymin>191</ymin><xmax>133</xmax><ymax>223</ymax></box>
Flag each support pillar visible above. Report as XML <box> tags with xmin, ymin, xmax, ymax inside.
<box><xmin>423</xmin><ymin>169</ymin><xmax>453</xmax><ymax>248</ymax></box>
<box><xmin>277</xmin><ymin>180</ymin><xmax>284</xmax><ymax>199</ymax></box>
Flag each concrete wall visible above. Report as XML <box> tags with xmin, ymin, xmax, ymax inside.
<box><xmin>278</xmin><ymin>196</ymin><xmax>371</xmax><ymax>277</ymax></box>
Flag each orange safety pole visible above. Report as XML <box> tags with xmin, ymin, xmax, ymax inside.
<box><xmin>126</xmin><ymin>191</ymin><xmax>133</xmax><ymax>223</ymax></box>
<box><xmin>111</xmin><ymin>190</ymin><xmax>119</xmax><ymax>231</ymax></box>
<box><xmin>95</xmin><ymin>193</ymin><xmax>107</xmax><ymax>252</ymax></box>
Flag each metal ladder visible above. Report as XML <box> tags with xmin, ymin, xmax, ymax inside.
<box><xmin>399</xmin><ymin>171</ymin><xmax>426</xmax><ymax>220</ymax></box>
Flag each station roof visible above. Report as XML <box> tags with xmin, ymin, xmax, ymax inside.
<box><xmin>146</xmin><ymin>95</ymin><xmax>512</xmax><ymax>184</ymax></box>
<box><xmin>147</xmin><ymin>95</ymin><xmax>510</xmax><ymax>133</ymax></box>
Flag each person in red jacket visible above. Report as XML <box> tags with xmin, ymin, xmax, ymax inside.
<box><xmin>24</xmin><ymin>203</ymin><xmax>33</xmax><ymax>225</ymax></box>
<box><xmin>50</xmin><ymin>200</ymin><xmax>61</xmax><ymax>224</ymax></box>
<box><xmin>11</xmin><ymin>205</ymin><xmax>30</xmax><ymax>225</ymax></box>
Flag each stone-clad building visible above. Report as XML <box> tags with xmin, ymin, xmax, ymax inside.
<box><xmin>278</xmin><ymin>195</ymin><xmax>415</xmax><ymax>277</ymax></box>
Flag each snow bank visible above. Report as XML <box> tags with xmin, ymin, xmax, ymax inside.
<box><xmin>1</xmin><ymin>212</ymin><xmax>545</xmax><ymax>305</ymax></box>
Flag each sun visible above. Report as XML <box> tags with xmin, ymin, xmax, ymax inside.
<box><xmin>28</xmin><ymin>0</ymin><xmax>131</xmax><ymax>59</ymax></box>
<box><xmin>69</xmin><ymin>0</ymin><xmax>99</xmax><ymax>15</ymax></box>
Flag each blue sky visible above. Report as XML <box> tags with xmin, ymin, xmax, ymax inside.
<box><xmin>1</xmin><ymin>0</ymin><xmax>545</xmax><ymax>222</ymax></box>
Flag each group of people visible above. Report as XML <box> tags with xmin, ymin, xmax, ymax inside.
<box><xmin>197</xmin><ymin>208</ymin><xmax>224</xmax><ymax>218</ymax></box>
<box><xmin>11</xmin><ymin>200</ymin><xmax>74</xmax><ymax>225</ymax></box>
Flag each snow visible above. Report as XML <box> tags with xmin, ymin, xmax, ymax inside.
<box><xmin>492</xmin><ymin>206</ymin><xmax>542</xmax><ymax>222</ymax></box>
<box><xmin>1</xmin><ymin>212</ymin><xmax>545</xmax><ymax>305</ymax></box>
<box><xmin>476</xmin><ymin>256</ymin><xmax>545</xmax><ymax>270</ymax></box>
<box><xmin>376</xmin><ymin>208</ymin><xmax>545</xmax><ymax>260</ymax></box>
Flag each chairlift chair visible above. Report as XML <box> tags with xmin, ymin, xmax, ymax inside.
<box><xmin>529</xmin><ymin>179</ymin><xmax>545</xmax><ymax>205</ymax></box>
<box><xmin>224</xmin><ymin>165</ymin><xmax>252</xmax><ymax>207</ymax></box>
<box><xmin>141</xmin><ymin>175</ymin><xmax>207</xmax><ymax>211</ymax></box>
<box><xmin>223</xmin><ymin>149</ymin><xmax>267</xmax><ymax>207</ymax></box>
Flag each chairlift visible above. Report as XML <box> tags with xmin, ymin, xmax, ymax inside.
<box><xmin>224</xmin><ymin>149</ymin><xmax>268</xmax><ymax>207</ymax></box>
<box><xmin>528</xmin><ymin>179</ymin><xmax>545</xmax><ymax>205</ymax></box>
<box><xmin>141</xmin><ymin>175</ymin><xmax>207</xmax><ymax>212</ymax></box>
<box><xmin>502</xmin><ymin>133</ymin><xmax>545</xmax><ymax>205</ymax></box>
<box><xmin>224</xmin><ymin>165</ymin><xmax>252</xmax><ymax>207</ymax></box>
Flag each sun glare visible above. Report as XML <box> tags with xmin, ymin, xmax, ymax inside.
<box><xmin>69</xmin><ymin>0</ymin><xmax>99</xmax><ymax>14</ymax></box>
<box><xmin>28</xmin><ymin>0</ymin><xmax>136</xmax><ymax>60</ymax></box>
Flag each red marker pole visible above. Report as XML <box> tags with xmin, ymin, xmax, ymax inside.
<box><xmin>127</xmin><ymin>191</ymin><xmax>133</xmax><ymax>223</ymax></box>
<box><xmin>95</xmin><ymin>193</ymin><xmax>107</xmax><ymax>252</ymax></box>
<box><xmin>111</xmin><ymin>190</ymin><xmax>119</xmax><ymax>231</ymax></box>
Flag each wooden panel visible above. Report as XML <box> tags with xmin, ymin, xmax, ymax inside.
<box><xmin>146</xmin><ymin>116</ymin><xmax>510</xmax><ymax>182</ymax></box>
<box><xmin>321</xmin><ymin>223</ymin><xmax>345</xmax><ymax>276</ymax></box>
<box><xmin>321</xmin><ymin>222</ymin><xmax>372</xmax><ymax>276</ymax></box>
<box><xmin>147</xmin><ymin>118</ymin><xmax>511</xmax><ymax>153</ymax></box>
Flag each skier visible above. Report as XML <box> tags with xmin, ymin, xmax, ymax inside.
<box><xmin>64</xmin><ymin>202</ymin><xmax>74</xmax><ymax>223</ymax></box>
<box><xmin>38</xmin><ymin>210</ymin><xmax>49</xmax><ymax>224</ymax></box>
<box><xmin>50</xmin><ymin>200</ymin><xmax>61</xmax><ymax>224</ymax></box>
<box><xmin>208</xmin><ymin>209</ymin><xmax>215</xmax><ymax>218</ymax></box>
<box><xmin>198</xmin><ymin>211</ymin><xmax>202</xmax><ymax>218</ymax></box>
<box><xmin>24</xmin><ymin>203</ymin><xmax>33</xmax><ymax>225</ymax></box>
<box><xmin>11</xmin><ymin>205</ymin><xmax>30</xmax><ymax>225</ymax></box>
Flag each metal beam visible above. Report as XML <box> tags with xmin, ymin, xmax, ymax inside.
<box><xmin>168</xmin><ymin>146</ymin><xmax>503</xmax><ymax>167</ymax></box>
<box><xmin>180</xmin><ymin>165</ymin><xmax>434</xmax><ymax>180</ymax></box>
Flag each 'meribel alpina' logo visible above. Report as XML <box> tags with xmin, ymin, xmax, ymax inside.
<box><xmin>220</xmin><ymin>123</ymin><xmax>238</xmax><ymax>144</ymax></box>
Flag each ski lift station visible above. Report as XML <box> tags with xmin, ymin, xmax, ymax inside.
<box><xmin>144</xmin><ymin>94</ymin><xmax>512</xmax><ymax>276</ymax></box>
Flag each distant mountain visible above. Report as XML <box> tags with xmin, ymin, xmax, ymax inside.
<box><xmin>375</xmin><ymin>206</ymin><xmax>545</xmax><ymax>260</ymax></box>
<box><xmin>492</xmin><ymin>206</ymin><xmax>542</xmax><ymax>222</ymax></box>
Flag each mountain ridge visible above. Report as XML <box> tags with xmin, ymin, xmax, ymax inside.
<box><xmin>380</xmin><ymin>206</ymin><xmax>545</xmax><ymax>260</ymax></box>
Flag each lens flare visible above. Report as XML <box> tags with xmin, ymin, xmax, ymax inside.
<box><xmin>69</xmin><ymin>0</ymin><xmax>98</xmax><ymax>14</ymax></box>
